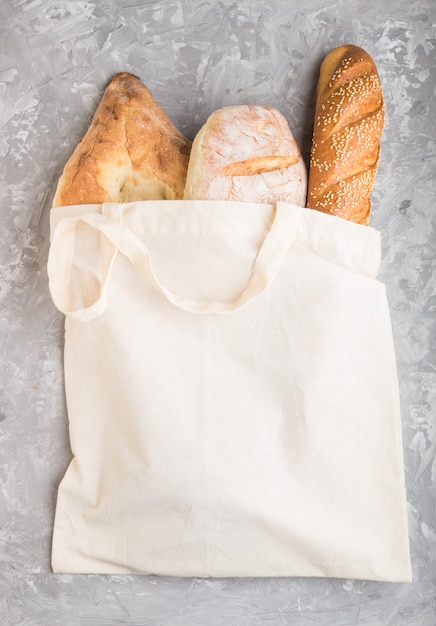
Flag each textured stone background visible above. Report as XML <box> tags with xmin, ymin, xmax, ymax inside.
<box><xmin>1</xmin><ymin>0</ymin><xmax>435</xmax><ymax>624</ymax></box>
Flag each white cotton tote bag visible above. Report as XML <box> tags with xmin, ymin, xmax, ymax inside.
<box><xmin>48</xmin><ymin>200</ymin><xmax>412</xmax><ymax>581</ymax></box>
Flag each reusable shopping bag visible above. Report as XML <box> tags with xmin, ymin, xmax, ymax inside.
<box><xmin>48</xmin><ymin>200</ymin><xmax>412</xmax><ymax>581</ymax></box>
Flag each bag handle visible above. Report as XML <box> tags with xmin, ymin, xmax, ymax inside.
<box><xmin>48</xmin><ymin>202</ymin><xmax>296</xmax><ymax>320</ymax></box>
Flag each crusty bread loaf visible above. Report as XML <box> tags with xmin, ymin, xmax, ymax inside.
<box><xmin>53</xmin><ymin>72</ymin><xmax>191</xmax><ymax>207</ymax></box>
<box><xmin>184</xmin><ymin>105</ymin><xmax>307</xmax><ymax>206</ymax></box>
<box><xmin>307</xmin><ymin>45</ymin><xmax>384</xmax><ymax>224</ymax></box>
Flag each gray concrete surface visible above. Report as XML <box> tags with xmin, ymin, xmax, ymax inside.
<box><xmin>1</xmin><ymin>0</ymin><xmax>435</xmax><ymax>624</ymax></box>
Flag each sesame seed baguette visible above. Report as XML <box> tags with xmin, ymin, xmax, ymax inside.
<box><xmin>307</xmin><ymin>45</ymin><xmax>384</xmax><ymax>225</ymax></box>
<box><xmin>53</xmin><ymin>73</ymin><xmax>191</xmax><ymax>207</ymax></box>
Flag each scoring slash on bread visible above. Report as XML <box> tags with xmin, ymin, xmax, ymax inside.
<box><xmin>307</xmin><ymin>45</ymin><xmax>385</xmax><ymax>225</ymax></box>
<box><xmin>53</xmin><ymin>72</ymin><xmax>192</xmax><ymax>207</ymax></box>
<box><xmin>184</xmin><ymin>105</ymin><xmax>307</xmax><ymax>206</ymax></box>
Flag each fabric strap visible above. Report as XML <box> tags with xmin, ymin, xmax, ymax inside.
<box><xmin>48</xmin><ymin>202</ymin><xmax>296</xmax><ymax>320</ymax></box>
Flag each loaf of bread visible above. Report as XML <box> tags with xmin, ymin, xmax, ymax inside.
<box><xmin>184</xmin><ymin>105</ymin><xmax>307</xmax><ymax>206</ymax></box>
<box><xmin>53</xmin><ymin>72</ymin><xmax>191</xmax><ymax>207</ymax></box>
<box><xmin>307</xmin><ymin>45</ymin><xmax>384</xmax><ymax>224</ymax></box>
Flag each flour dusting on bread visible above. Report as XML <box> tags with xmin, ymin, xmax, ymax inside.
<box><xmin>184</xmin><ymin>105</ymin><xmax>307</xmax><ymax>206</ymax></box>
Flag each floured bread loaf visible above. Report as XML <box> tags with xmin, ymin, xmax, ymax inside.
<box><xmin>53</xmin><ymin>72</ymin><xmax>191</xmax><ymax>207</ymax></box>
<box><xmin>184</xmin><ymin>105</ymin><xmax>307</xmax><ymax>206</ymax></box>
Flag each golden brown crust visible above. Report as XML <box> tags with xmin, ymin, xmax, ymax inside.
<box><xmin>184</xmin><ymin>105</ymin><xmax>307</xmax><ymax>206</ymax></box>
<box><xmin>307</xmin><ymin>45</ymin><xmax>384</xmax><ymax>225</ymax></box>
<box><xmin>53</xmin><ymin>72</ymin><xmax>191</xmax><ymax>207</ymax></box>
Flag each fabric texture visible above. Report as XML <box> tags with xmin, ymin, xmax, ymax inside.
<box><xmin>48</xmin><ymin>200</ymin><xmax>412</xmax><ymax>581</ymax></box>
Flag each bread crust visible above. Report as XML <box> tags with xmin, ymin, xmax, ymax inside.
<box><xmin>53</xmin><ymin>72</ymin><xmax>191</xmax><ymax>207</ymax></box>
<box><xmin>307</xmin><ymin>45</ymin><xmax>384</xmax><ymax>224</ymax></box>
<box><xmin>184</xmin><ymin>105</ymin><xmax>307</xmax><ymax>206</ymax></box>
